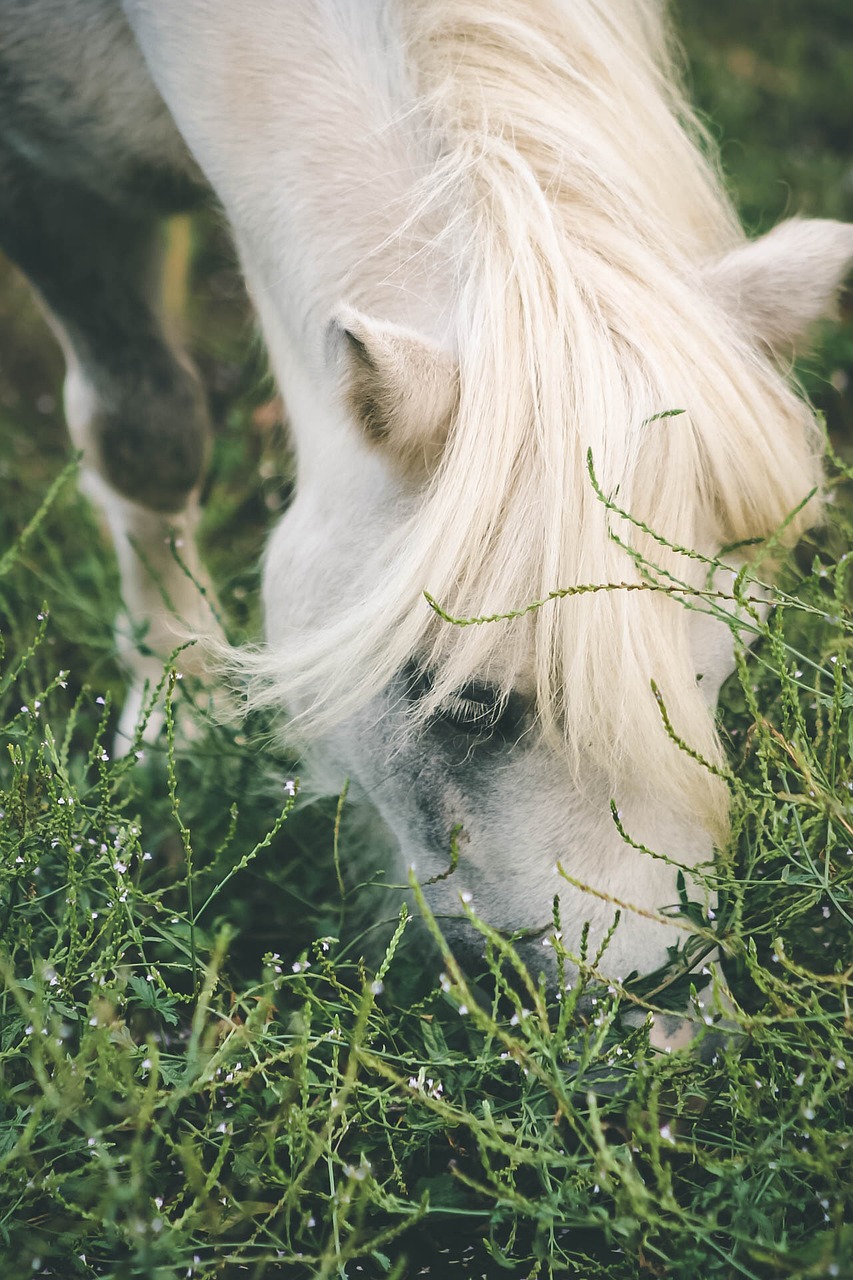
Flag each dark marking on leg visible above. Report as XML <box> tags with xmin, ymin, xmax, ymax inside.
<box><xmin>0</xmin><ymin>139</ymin><xmax>211</xmax><ymax>512</ymax></box>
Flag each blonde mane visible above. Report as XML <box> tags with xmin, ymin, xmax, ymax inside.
<box><xmin>242</xmin><ymin>0</ymin><xmax>822</xmax><ymax>830</ymax></box>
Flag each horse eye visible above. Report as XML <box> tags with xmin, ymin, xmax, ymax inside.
<box><xmin>439</xmin><ymin>683</ymin><xmax>505</xmax><ymax>734</ymax></box>
<box><xmin>403</xmin><ymin>664</ymin><xmax>522</xmax><ymax>739</ymax></box>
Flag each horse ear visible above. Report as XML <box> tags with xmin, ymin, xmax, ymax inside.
<box><xmin>330</xmin><ymin>305</ymin><xmax>459</xmax><ymax>477</ymax></box>
<box><xmin>706</xmin><ymin>218</ymin><xmax>853</xmax><ymax>357</ymax></box>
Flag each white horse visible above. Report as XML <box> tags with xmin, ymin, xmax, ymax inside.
<box><xmin>3</xmin><ymin>0</ymin><xmax>852</xmax><ymax>1006</ymax></box>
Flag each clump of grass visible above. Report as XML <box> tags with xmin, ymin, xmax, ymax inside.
<box><xmin>0</xmin><ymin>436</ymin><xmax>852</xmax><ymax>1280</ymax></box>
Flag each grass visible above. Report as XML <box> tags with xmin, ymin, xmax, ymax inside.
<box><xmin>1</xmin><ymin>4</ymin><xmax>853</xmax><ymax>1277</ymax></box>
<box><xmin>1</xmin><ymin>457</ymin><xmax>852</xmax><ymax>1280</ymax></box>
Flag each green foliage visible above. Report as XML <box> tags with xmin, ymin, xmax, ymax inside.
<box><xmin>1</xmin><ymin>443</ymin><xmax>853</xmax><ymax>1279</ymax></box>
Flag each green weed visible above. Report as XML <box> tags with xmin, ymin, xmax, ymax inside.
<box><xmin>0</xmin><ymin>410</ymin><xmax>852</xmax><ymax>1280</ymax></box>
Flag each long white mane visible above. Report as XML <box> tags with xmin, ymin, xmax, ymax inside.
<box><xmin>242</xmin><ymin>0</ymin><xmax>822</xmax><ymax>830</ymax></box>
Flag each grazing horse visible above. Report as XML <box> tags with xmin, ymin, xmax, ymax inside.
<box><xmin>2</xmin><ymin>0</ymin><xmax>852</xmax><ymax>1004</ymax></box>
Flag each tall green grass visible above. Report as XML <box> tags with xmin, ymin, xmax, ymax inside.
<box><xmin>0</xmin><ymin>437</ymin><xmax>851</xmax><ymax>1279</ymax></box>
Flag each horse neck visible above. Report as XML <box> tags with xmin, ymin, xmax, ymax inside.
<box><xmin>156</xmin><ymin>1</ymin><xmax>452</xmax><ymax>351</ymax></box>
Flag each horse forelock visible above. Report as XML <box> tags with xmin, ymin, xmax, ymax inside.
<box><xmin>239</xmin><ymin>0</ymin><xmax>822</xmax><ymax>831</ymax></box>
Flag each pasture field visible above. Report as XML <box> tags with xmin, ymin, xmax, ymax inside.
<box><xmin>1</xmin><ymin>3</ymin><xmax>852</xmax><ymax>1277</ymax></box>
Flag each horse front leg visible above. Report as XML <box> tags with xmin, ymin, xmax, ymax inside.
<box><xmin>0</xmin><ymin>143</ymin><xmax>219</xmax><ymax>746</ymax></box>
